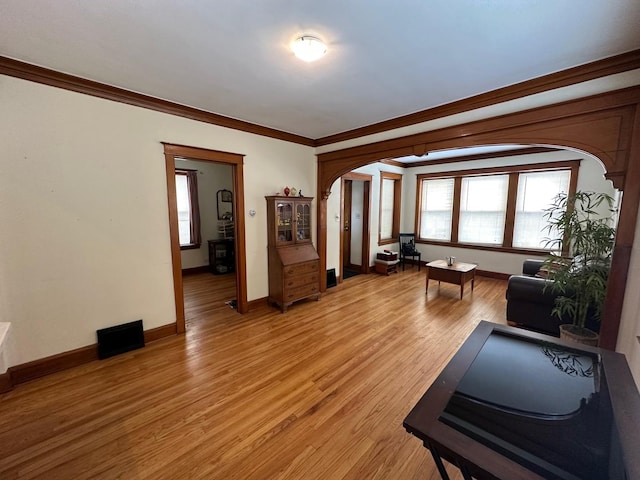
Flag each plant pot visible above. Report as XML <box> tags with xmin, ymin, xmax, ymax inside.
<box><xmin>559</xmin><ymin>324</ymin><xmax>599</xmax><ymax>347</ymax></box>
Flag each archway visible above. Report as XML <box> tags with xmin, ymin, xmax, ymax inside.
<box><xmin>317</xmin><ymin>86</ymin><xmax>640</xmax><ymax>350</ymax></box>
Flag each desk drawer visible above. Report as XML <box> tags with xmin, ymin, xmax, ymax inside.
<box><xmin>284</xmin><ymin>261</ymin><xmax>319</xmax><ymax>277</ymax></box>
<box><xmin>284</xmin><ymin>283</ymin><xmax>319</xmax><ymax>301</ymax></box>
<box><xmin>284</xmin><ymin>272</ymin><xmax>319</xmax><ymax>289</ymax></box>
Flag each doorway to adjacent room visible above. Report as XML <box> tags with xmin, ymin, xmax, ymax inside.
<box><xmin>341</xmin><ymin>172</ymin><xmax>371</xmax><ymax>281</ymax></box>
<box><xmin>163</xmin><ymin>143</ymin><xmax>247</xmax><ymax>333</ymax></box>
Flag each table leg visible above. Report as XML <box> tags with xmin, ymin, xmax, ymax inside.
<box><xmin>471</xmin><ymin>273</ymin><xmax>475</xmax><ymax>291</ymax></box>
<box><xmin>428</xmin><ymin>446</ymin><xmax>451</xmax><ymax>480</ymax></box>
<box><xmin>425</xmin><ymin>268</ymin><xmax>430</xmax><ymax>293</ymax></box>
<box><xmin>459</xmin><ymin>464</ymin><xmax>473</xmax><ymax>480</ymax></box>
<box><xmin>460</xmin><ymin>281</ymin><xmax>464</xmax><ymax>300</ymax></box>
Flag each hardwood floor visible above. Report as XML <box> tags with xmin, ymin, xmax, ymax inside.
<box><xmin>0</xmin><ymin>269</ymin><xmax>508</xmax><ymax>480</ymax></box>
<box><xmin>183</xmin><ymin>272</ymin><xmax>237</xmax><ymax>326</ymax></box>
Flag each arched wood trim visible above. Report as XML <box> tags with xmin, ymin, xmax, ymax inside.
<box><xmin>317</xmin><ymin>86</ymin><xmax>640</xmax><ymax>350</ymax></box>
<box><xmin>163</xmin><ymin>143</ymin><xmax>248</xmax><ymax>335</ymax></box>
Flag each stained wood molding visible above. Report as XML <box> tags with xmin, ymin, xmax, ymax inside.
<box><xmin>316</xmin><ymin>49</ymin><xmax>640</xmax><ymax>146</ymax></box>
<box><xmin>3</xmin><ymin>51</ymin><xmax>639</xmax><ymax>149</ymax></box>
<box><xmin>476</xmin><ymin>270</ymin><xmax>511</xmax><ymax>281</ymax></box>
<box><xmin>6</xmin><ymin>323</ymin><xmax>177</xmax><ymax>388</ymax></box>
<box><xmin>144</xmin><ymin>323</ymin><xmax>178</xmax><ymax>343</ymax></box>
<box><xmin>0</xmin><ymin>56</ymin><xmax>314</xmax><ymax>147</ymax></box>
<box><xmin>380</xmin><ymin>158</ymin><xmax>406</xmax><ymax>167</ymax></box>
<box><xmin>181</xmin><ymin>265</ymin><xmax>210</xmax><ymax>276</ymax></box>
<box><xmin>396</xmin><ymin>146</ymin><xmax>558</xmax><ymax>168</ymax></box>
<box><xmin>247</xmin><ymin>297</ymin><xmax>269</xmax><ymax>310</ymax></box>
<box><xmin>0</xmin><ymin>371</ymin><xmax>12</xmax><ymax>393</ymax></box>
<box><xmin>317</xmin><ymin>87</ymin><xmax>640</xmax><ymax>191</ymax></box>
<box><xmin>10</xmin><ymin>344</ymin><xmax>98</xmax><ymax>385</ymax></box>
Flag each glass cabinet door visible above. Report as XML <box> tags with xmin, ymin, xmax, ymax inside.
<box><xmin>276</xmin><ymin>201</ymin><xmax>294</xmax><ymax>245</ymax></box>
<box><xmin>295</xmin><ymin>202</ymin><xmax>311</xmax><ymax>242</ymax></box>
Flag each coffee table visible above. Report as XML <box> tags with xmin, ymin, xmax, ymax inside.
<box><xmin>425</xmin><ymin>260</ymin><xmax>477</xmax><ymax>299</ymax></box>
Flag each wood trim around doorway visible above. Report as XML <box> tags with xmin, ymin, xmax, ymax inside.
<box><xmin>341</xmin><ymin>172</ymin><xmax>372</xmax><ymax>279</ymax></box>
<box><xmin>163</xmin><ymin>143</ymin><xmax>248</xmax><ymax>335</ymax></box>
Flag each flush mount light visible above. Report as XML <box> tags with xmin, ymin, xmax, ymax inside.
<box><xmin>291</xmin><ymin>36</ymin><xmax>327</xmax><ymax>62</ymax></box>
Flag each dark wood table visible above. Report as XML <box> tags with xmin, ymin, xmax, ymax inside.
<box><xmin>403</xmin><ymin>321</ymin><xmax>640</xmax><ymax>480</ymax></box>
<box><xmin>426</xmin><ymin>260</ymin><xmax>477</xmax><ymax>299</ymax></box>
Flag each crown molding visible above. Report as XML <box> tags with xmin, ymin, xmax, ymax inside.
<box><xmin>3</xmin><ymin>50</ymin><xmax>639</xmax><ymax>150</ymax></box>
<box><xmin>0</xmin><ymin>56</ymin><xmax>315</xmax><ymax>147</ymax></box>
<box><xmin>315</xmin><ymin>49</ymin><xmax>640</xmax><ymax>146</ymax></box>
<box><xmin>398</xmin><ymin>146</ymin><xmax>559</xmax><ymax>168</ymax></box>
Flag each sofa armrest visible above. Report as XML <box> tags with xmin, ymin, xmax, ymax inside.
<box><xmin>506</xmin><ymin>275</ymin><xmax>563</xmax><ymax>336</ymax></box>
<box><xmin>522</xmin><ymin>259</ymin><xmax>545</xmax><ymax>276</ymax></box>
<box><xmin>506</xmin><ymin>275</ymin><xmax>557</xmax><ymax>305</ymax></box>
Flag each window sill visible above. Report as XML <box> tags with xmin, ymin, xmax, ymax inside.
<box><xmin>180</xmin><ymin>243</ymin><xmax>201</xmax><ymax>251</ymax></box>
<box><xmin>378</xmin><ymin>238</ymin><xmax>398</xmax><ymax>246</ymax></box>
<box><xmin>416</xmin><ymin>239</ymin><xmax>549</xmax><ymax>257</ymax></box>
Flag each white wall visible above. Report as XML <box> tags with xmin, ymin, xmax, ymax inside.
<box><xmin>617</xmin><ymin>205</ymin><xmax>640</xmax><ymax>387</ymax></box>
<box><xmin>0</xmin><ymin>75</ymin><xmax>316</xmax><ymax>368</ymax></box>
<box><xmin>326</xmin><ymin>178</ymin><xmax>342</xmax><ymax>274</ymax></box>
<box><xmin>176</xmin><ymin>159</ymin><xmax>233</xmax><ymax>269</ymax></box>
<box><xmin>350</xmin><ymin>181</ymin><xmax>364</xmax><ymax>266</ymax></box>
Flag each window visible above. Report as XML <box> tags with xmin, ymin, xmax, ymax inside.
<box><xmin>419</xmin><ymin>178</ymin><xmax>454</xmax><ymax>241</ymax></box>
<box><xmin>378</xmin><ymin>172</ymin><xmax>402</xmax><ymax>244</ymax></box>
<box><xmin>512</xmin><ymin>170</ymin><xmax>571</xmax><ymax>249</ymax></box>
<box><xmin>458</xmin><ymin>175</ymin><xmax>509</xmax><ymax>245</ymax></box>
<box><xmin>416</xmin><ymin>161</ymin><xmax>579</xmax><ymax>253</ymax></box>
<box><xmin>175</xmin><ymin>169</ymin><xmax>201</xmax><ymax>249</ymax></box>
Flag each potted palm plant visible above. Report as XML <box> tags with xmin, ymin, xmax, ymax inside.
<box><xmin>542</xmin><ymin>191</ymin><xmax>616</xmax><ymax>346</ymax></box>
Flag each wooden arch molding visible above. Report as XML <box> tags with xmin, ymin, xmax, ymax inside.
<box><xmin>317</xmin><ymin>86</ymin><xmax>640</xmax><ymax>350</ymax></box>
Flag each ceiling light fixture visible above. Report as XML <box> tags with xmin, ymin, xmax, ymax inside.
<box><xmin>291</xmin><ymin>36</ymin><xmax>327</xmax><ymax>62</ymax></box>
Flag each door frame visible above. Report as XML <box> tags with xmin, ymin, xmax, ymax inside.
<box><xmin>163</xmin><ymin>142</ymin><xmax>248</xmax><ymax>334</ymax></box>
<box><xmin>340</xmin><ymin>172</ymin><xmax>372</xmax><ymax>280</ymax></box>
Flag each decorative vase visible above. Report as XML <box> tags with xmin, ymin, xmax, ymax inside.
<box><xmin>290</xmin><ymin>187</ymin><xmax>297</xmax><ymax>197</ymax></box>
<box><xmin>559</xmin><ymin>324</ymin><xmax>599</xmax><ymax>347</ymax></box>
<box><xmin>284</xmin><ymin>186</ymin><xmax>290</xmax><ymax>196</ymax></box>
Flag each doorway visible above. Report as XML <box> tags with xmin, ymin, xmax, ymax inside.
<box><xmin>175</xmin><ymin>158</ymin><xmax>237</xmax><ymax>320</ymax></box>
<box><xmin>341</xmin><ymin>173</ymin><xmax>372</xmax><ymax>280</ymax></box>
<box><xmin>163</xmin><ymin>143</ymin><xmax>247</xmax><ymax>334</ymax></box>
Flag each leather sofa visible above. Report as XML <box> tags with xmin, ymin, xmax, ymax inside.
<box><xmin>505</xmin><ymin>259</ymin><xmax>599</xmax><ymax>337</ymax></box>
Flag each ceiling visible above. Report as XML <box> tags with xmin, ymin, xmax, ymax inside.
<box><xmin>2</xmin><ymin>1</ymin><xmax>640</xmax><ymax>140</ymax></box>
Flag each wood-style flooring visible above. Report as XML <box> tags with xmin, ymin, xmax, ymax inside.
<box><xmin>0</xmin><ymin>269</ymin><xmax>508</xmax><ymax>479</ymax></box>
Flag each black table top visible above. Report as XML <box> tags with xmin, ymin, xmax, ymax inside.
<box><xmin>403</xmin><ymin>321</ymin><xmax>640</xmax><ymax>480</ymax></box>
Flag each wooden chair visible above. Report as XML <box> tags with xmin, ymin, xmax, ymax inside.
<box><xmin>399</xmin><ymin>233</ymin><xmax>421</xmax><ymax>271</ymax></box>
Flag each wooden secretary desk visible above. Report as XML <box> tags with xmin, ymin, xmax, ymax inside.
<box><xmin>265</xmin><ymin>196</ymin><xmax>320</xmax><ymax>312</ymax></box>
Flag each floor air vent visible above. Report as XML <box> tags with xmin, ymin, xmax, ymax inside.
<box><xmin>97</xmin><ymin>320</ymin><xmax>145</xmax><ymax>359</ymax></box>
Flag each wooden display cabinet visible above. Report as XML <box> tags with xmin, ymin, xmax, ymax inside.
<box><xmin>266</xmin><ymin>196</ymin><xmax>320</xmax><ymax>312</ymax></box>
